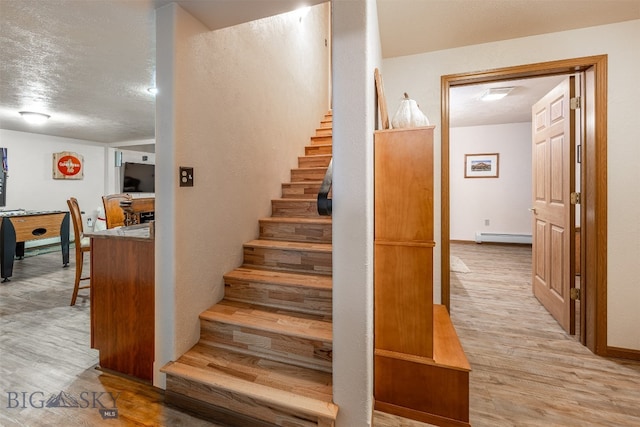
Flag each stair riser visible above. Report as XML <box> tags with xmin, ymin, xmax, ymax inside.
<box><xmin>315</xmin><ymin>128</ymin><xmax>332</xmax><ymax>137</ymax></box>
<box><xmin>199</xmin><ymin>320</ymin><xmax>332</xmax><ymax>372</ymax></box>
<box><xmin>305</xmin><ymin>145</ymin><xmax>332</xmax><ymax>156</ymax></box>
<box><xmin>224</xmin><ymin>281</ymin><xmax>332</xmax><ymax>316</ymax></box>
<box><xmin>310</xmin><ymin>136</ymin><xmax>332</xmax><ymax>146</ymax></box>
<box><xmin>291</xmin><ymin>168</ymin><xmax>327</xmax><ymax>182</ymax></box>
<box><xmin>320</xmin><ymin>120</ymin><xmax>332</xmax><ymax>128</ymax></box>
<box><xmin>260</xmin><ymin>220</ymin><xmax>332</xmax><ymax>243</ymax></box>
<box><xmin>272</xmin><ymin>200</ymin><xmax>320</xmax><ymax>218</ymax></box>
<box><xmin>298</xmin><ymin>156</ymin><xmax>331</xmax><ymax>169</ymax></box>
<box><xmin>243</xmin><ymin>246</ymin><xmax>332</xmax><ymax>276</ymax></box>
<box><xmin>282</xmin><ymin>183</ymin><xmax>322</xmax><ymax>199</ymax></box>
<box><xmin>166</xmin><ymin>377</ymin><xmax>330</xmax><ymax>427</ymax></box>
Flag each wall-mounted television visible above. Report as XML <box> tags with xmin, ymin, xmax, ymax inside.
<box><xmin>122</xmin><ymin>162</ymin><xmax>155</xmax><ymax>193</ymax></box>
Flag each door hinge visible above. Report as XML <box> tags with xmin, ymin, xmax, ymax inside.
<box><xmin>570</xmin><ymin>288</ymin><xmax>581</xmax><ymax>300</ymax></box>
<box><xmin>570</xmin><ymin>192</ymin><xmax>581</xmax><ymax>205</ymax></box>
<box><xmin>570</xmin><ymin>97</ymin><xmax>581</xmax><ymax>110</ymax></box>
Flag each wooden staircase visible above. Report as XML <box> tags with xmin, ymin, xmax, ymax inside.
<box><xmin>162</xmin><ymin>112</ymin><xmax>337</xmax><ymax>427</ymax></box>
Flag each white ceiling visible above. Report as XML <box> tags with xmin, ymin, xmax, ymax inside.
<box><xmin>0</xmin><ymin>0</ymin><xmax>638</xmax><ymax>143</ymax></box>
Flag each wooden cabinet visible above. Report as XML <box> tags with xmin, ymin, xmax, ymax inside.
<box><xmin>89</xmin><ymin>225</ymin><xmax>154</xmax><ymax>382</ymax></box>
<box><xmin>374</xmin><ymin>127</ymin><xmax>470</xmax><ymax>427</ymax></box>
<box><xmin>374</xmin><ymin>127</ymin><xmax>435</xmax><ymax>358</ymax></box>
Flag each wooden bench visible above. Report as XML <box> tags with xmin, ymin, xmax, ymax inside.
<box><xmin>375</xmin><ymin>304</ymin><xmax>470</xmax><ymax>427</ymax></box>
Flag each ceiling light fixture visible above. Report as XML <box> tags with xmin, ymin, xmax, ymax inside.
<box><xmin>480</xmin><ymin>87</ymin><xmax>514</xmax><ymax>101</ymax></box>
<box><xmin>19</xmin><ymin>111</ymin><xmax>50</xmax><ymax>125</ymax></box>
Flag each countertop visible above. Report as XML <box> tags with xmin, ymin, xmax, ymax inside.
<box><xmin>85</xmin><ymin>223</ymin><xmax>154</xmax><ymax>241</ymax></box>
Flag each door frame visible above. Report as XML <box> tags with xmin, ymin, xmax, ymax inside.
<box><xmin>440</xmin><ymin>55</ymin><xmax>607</xmax><ymax>356</ymax></box>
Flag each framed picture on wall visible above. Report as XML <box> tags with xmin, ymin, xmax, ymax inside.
<box><xmin>464</xmin><ymin>153</ymin><xmax>499</xmax><ymax>178</ymax></box>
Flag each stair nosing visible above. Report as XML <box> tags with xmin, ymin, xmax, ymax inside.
<box><xmin>162</xmin><ymin>361</ymin><xmax>338</xmax><ymax>420</ymax></box>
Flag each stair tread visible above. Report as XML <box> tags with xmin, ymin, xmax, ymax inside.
<box><xmin>225</xmin><ymin>267</ymin><xmax>332</xmax><ymax>290</ymax></box>
<box><xmin>201</xmin><ymin>300</ymin><xmax>332</xmax><ymax>342</ymax></box>
<box><xmin>292</xmin><ymin>166</ymin><xmax>328</xmax><ymax>171</ymax></box>
<box><xmin>259</xmin><ymin>217</ymin><xmax>332</xmax><ymax>224</ymax></box>
<box><xmin>245</xmin><ymin>239</ymin><xmax>332</xmax><ymax>252</ymax></box>
<box><xmin>163</xmin><ymin>356</ymin><xmax>338</xmax><ymax>420</ymax></box>
<box><xmin>282</xmin><ymin>181</ymin><xmax>322</xmax><ymax>186</ymax></box>
<box><xmin>272</xmin><ymin>197</ymin><xmax>317</xmax><ymax>202</ymax></box>
<box><xmin>175</xmin><ymin>344</ymin><xmax>334</xmax><ymax>401</ymax></box>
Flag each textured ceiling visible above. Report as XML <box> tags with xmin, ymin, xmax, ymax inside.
<box><xmin>0</xmin><ymin>0</ymin><xmax>156</xmax><ymax>143</ymax></box>
<box><xmin>451</xmin><ymin>75</ymin><xmax>568</xmax><ymax>128</ymax></box>
<box><xmin>0</xmin><ymin>1</ymin><xmax>638</xmax><ymax>143</ymax></box>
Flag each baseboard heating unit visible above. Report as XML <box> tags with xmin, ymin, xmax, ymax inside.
<box><xmin>475</xmin><ymin>232</ymin><xmax>532</xmax><ymax>244</ymax></box>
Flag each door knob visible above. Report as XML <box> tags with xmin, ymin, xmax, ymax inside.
<box><xmin>528</xmin><ymin>208</ymin><xmax>537</xmax><ymax>214</ymax></box>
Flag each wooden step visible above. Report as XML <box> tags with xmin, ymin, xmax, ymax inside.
<box><xmin>224</xmin><ymin>267</ymin><xmax>332</xmax><ymax>315</ymax></box>
<box><xmin>163</xmin><ymin>346</ymin><xmax>337</xmax><ymax>427</ymax></box>
<box><xmin>272</xmin><ymin>199</ymin><xmax>321</xmax><ymax>218</ymax></box>
<box><xmin>315</xmin><ymin>127</ymin><xmax>332</xmax><ymax>137</ymax></box>
<box><xmin>291</xmin><ymin>167</ymin><xmax>327</xmax><ymax>182</ymax></box>
<box><xmin>199</xmin><ymin>300</ymin><xmax>332</xmax><ymax>371</ymax></box>
<box><xmin>305</xmin><ymin>144</ymin><xmax>332</xmax><ymax>156</ymax></box>
<box><xmin>320</xmin><ymin>119</ymin><xmax>332</xmax><ymax>128</ymax></box>
<box><xmin>243</xmin><ymin>239</ymin><xmax>332</xmax><ymax>275</ymax></box>
<box><xmin>299</xmin><ymin>154</ymin><xmax>332</xmax><ymax>169</ymax></box>
<box><xmin>260</xmin><ymin>217</ymin><xmax>332</xmax><ymax>243</ymax></box>
<box><xmin>282</xmin><ymin>181</ymin><xmax>322</xmax><ymax>199</ymax></box>
<box><xmin>310</xmin><ymin>135</ymin><xmax>332</xmax><ymax>146</ymax></box>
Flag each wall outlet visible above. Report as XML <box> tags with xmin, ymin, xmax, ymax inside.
<box><xmin>180</xmin><ymin>167</ymin><xmax>194</xmax><ymax>187</ymax></box>
<box><xmin>484</xmin><ymin>219</ymin><xmax>490</xmax><ymax>226</ymax></box>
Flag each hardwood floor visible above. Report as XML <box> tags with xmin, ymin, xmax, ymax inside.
<box><xmin>447</xmin><ymin>242</ymin><xmax>640</xmax><ymax>427</ymax></box>
<box><xmin>0</xmin><ymin>250</ymin><xmax>222</xmax><ymax>427</ymax></box>
<box><xmin>3</xmin><ymin>245</ymin><xmax>639</xmax><ymax>426</ymax></box>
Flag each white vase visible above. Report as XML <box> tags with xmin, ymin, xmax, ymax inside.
<box><xmin>391</xmin><ymin>93</ymin><xmax>430</xmax><ymax>128</ymax></box>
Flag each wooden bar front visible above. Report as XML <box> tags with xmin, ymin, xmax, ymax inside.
<box><xmin>88</xmin><ymin>224</ymin><xmax>154</xmax><ymax>382</ymax></box>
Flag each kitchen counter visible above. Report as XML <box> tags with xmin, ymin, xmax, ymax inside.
<box><xmin>85</xmin><ymin>222</ymin><xmax>153</xmax><ymax>241</ymax></box>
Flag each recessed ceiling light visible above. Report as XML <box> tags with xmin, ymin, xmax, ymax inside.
<box><xmin>19</xmin><ymin>111</ymin><xmax>50</xmax><ymax>125</ymax></box>
<box><xmin>480</xmin><ymin>87</ymin><xmax>515</xmax><ymax>101</ymax></box>
<box><xmin>147</xmin><ymin>87</ymin><xmax>158</xmax><ymax>95</ymax></box>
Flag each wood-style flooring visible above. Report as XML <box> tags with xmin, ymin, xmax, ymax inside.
<box><xmin>447</xmin><ymin>242</ymin><xmax>640</xmax><ymax>427</ymax></box>
<box><xmin>0</xmin><ymin>251</ymin><xmax>223</xmax><ymax>427</ymax></box>
<box><xmin>2</xmin><ymin>245</ymin><xmax>639</xmax><ymax>426</ymax></box>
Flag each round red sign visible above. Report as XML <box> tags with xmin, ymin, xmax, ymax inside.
<box><xmin>57</xmin><ymin>155</ymin><xmax>82</xmax><ymax>176</ymax></box>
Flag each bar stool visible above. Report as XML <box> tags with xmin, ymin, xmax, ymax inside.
<box><xmin>66</xmin><ymin>197</ymin><xmax>90</xmax><ymax>306</ymax></box>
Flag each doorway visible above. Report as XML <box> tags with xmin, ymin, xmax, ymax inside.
<box><xmin>440</xmin><ymin>55</ymin><xmax>608</xmax><ymax>356</ymax></box>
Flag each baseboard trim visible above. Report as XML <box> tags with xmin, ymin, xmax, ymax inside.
<box><xmin>607</xmin><ymin>346</ymin><xmax>640</xmax><ymax>361</ymax></box>
<box><xmin>450</xmin><ymin>239</ymin><xmax>531</xmax><ymax>246</ymax></box>
<box><xmin>165</xmin><ymin>390</ymin><xmax>278</xmax><ymax>427</ymax></box>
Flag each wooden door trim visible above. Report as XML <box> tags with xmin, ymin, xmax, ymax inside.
<box><xmin>440</xmin><ymin>55</ymin><xmax>608</xmax><ymax>356</ymax></box>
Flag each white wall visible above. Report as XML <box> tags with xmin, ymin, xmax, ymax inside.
<box><xmin>155</xmin><ymin>2</ymin><xmax>331</xmax><ymax>384</ymax></box>
<box><xmin>332</xmin><ymin>0</ymin><xmax>380</xmax><ymax>425</ymax></box>
<box><xmin>382</xmin><ymin>20</ymin><xmax>640</xmax><ymax>350</ymax></box>
<box><xmin>450</xmin><ymin>123</ymin><xmax>532</xmax><ymax>241</ymax></box>
<box><xmin>0</xmin><ymin>129</ymin><xmax>106</xmax><ymax>227</ymax></box>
